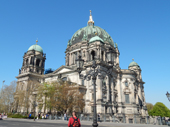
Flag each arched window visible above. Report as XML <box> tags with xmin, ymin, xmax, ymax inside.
<box><xmin>82</xmin><ymin>79</ymin><xmax>84</xmax><ymax>86</ymax></box>
<box><xmin>91</xmin><ymin>51</ymin><xmax>95</xmax><ymax>60</ymax></box>
<box><xmin>101</xmin><ymin>51</ymin><xmax>104</xmax><ymax>61</ymax></box>
<box><xmin>79</xmin><ymin>51</ymin><xmax>81</xmax><ymax>57</ymax></box>
<box><xmin>31</xmin><ymin>57</ymin><xmax>34</xmax><ymax>65</ymax></box>
<box><xmin>83</xmin><ymin>51</ymin><xmax>85</xmax><ymax>57</ymax></box>
<box><xmin>125</xmin><ymin>94</ymin><xmax>130</xmax><ymax>103</ymax></box>
<box><xmin>41</xmin><ymin>61</ymin><xmax>43</xmax><ymax>67</ymax></box>
<box><xmin>26</xmin><ymin>59</ymin><xmax>29</xmax><ymax>65</ymax></box>
<box><xmin>36</xmin><ymin>59</ymin><xmax>40</xmax><ymax>66</ymax></box>
<box><xmin>125</xmin><ymin>82</ymin><xmax>128</xmax><ymax>87</ymax></box>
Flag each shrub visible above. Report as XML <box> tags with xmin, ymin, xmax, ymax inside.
<box><xmin>11</xmin><ymin>114</ymin><xmax>24</xmax><ymax>118</ymax></box>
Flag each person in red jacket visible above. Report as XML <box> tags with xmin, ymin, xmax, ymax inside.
<box><xmin>68</xmin><ymin>111</ymin><xmax>81</xmax><ymax>127</ymax></box>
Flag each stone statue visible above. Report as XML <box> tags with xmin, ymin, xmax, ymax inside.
<box><xmin>115</xmin><ymin>43</ymin><xmax>118</xmax><ymax>48</ymax></box>
<box><xmin>82</xmin><ymin>34</ymin><xmax>87</xmax><ymax>41</ymax></box>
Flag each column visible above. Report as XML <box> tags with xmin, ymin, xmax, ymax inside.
<box><xmin>24</xmin><ymin>59</ymin><xmax>26</xmax><ymax>66</ymax></box>
<box><xmin>77</xmin><ymin>51</ymin><xmax>79</xmax><ymax>57</ymax></box>
<box><xmin>111</xmin><ymin>78</ymin><xmax>114</xmax><ymax>103</ymax></box>
<box><xmin>73</xmin><ymin>53</ymin><xmax>75</xmax><ymax>64</ymax></box>
<box><xmin>117</xmin><ymin>53</ymin><xmax>119</xmax><ymax>65</ymax></box>
<box><xmin>40</xmin><ymin>60</ymin><xmax>42</xmax><ymax>67</ymax></box>
<box><xmin>69</xmin><ymin>54</ymin><xmax>71</xmax><ymax>65</ymax></box>
<box><xmin>100</xmin><ymin>47</ymin><xmax>101</xmax><ymax>60</ymax></box>
<box><xmin>96</xmin><ymin>77</ymin><xmax>102</xmax><ymax>101</ymax></box>
<box><xmin>71</xmin><ymin>53</ymin><xmax>73</xmax><ymax>65</ymax></box>
<box><xmin>85</xmin><ymin>50</ymin><xmax>88</xmax><ymax>61</ymax></box>
<box><xmin>138</xmin><ymin>83</ymin><xmax>142</xmax><ymax>100</ymax></box>
<box><xmin>66</xmin><ymin>54</ymin><xmax>69</xmax><ymax>66</ymax></box>
<box><xmin>114</xmin><ymin>55</ymin><xmax>116</xmax><ymax>65</ymax></box>
<box><xmin>34</xmin><ymin>58</ymin><xmax>37</xmax><ymax>72</ymax></box>
<box><xmin>34</xmin><ymin>58</ymin><xmax>37</xmax><ymax>66</ymax></box>
<box><xmin>106</xmin><ymin>76</ymin><xmax>110</xmax><ymax>102</ymax></box>
<box><xmin>98</xmin><ymin>48</ymin><xmax>100</xmax><ymax>59</ymax></box>
<box><xmin>131</xmin><ymin>81</ymin><xmax>135</xmax><ymax>104</ymax></box>
<box><xmin>29</xmin><ymin>57</ymin><xmax>31</xmax><ymax>64</ymax></box>
<box><xmin>103</xmin><ymin>51</ymin><xmax>105</xmax><ymax>61</ymax></box>
<box><xmin>117</xmin><ymin>74</ymin><xmax>122</xmax><ymax>113</ymax></box>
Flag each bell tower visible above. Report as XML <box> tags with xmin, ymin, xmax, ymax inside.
<box><xmin>15</xmin><ymin>40</ymin><xmax>46</xmax><ymax>113</ymax></box>
<box><xmin>19</xmin><ymin>40</ymin><xmax>46</xmax><ymax>75</ymax></box>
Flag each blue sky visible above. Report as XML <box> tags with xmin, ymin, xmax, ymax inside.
<box><xmin>0</xmin><ymin>0</ymin><xmax>170</xmax><ymax>107</ymax></box>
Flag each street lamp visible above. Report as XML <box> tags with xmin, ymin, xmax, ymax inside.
<box><xmin>106</xmin><ymin>48</ymin><xmax>114</xmax><ymax>64</ymax></box>
<box><xmin>76</xmin><ymin>48</ymin><xmax>114</xmax><ymax>127</ymax></box>
<box><xmin>166</xmin><ymin>92</ymin><xmax>170</xmax><ymax>101</ymax></box>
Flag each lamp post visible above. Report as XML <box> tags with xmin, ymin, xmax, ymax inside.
<box><xmin>76</xmin><ymin>48</ymin><xmax>114</xmax><ymax>127</ymax></box>
<box><xmin>166</xmin><ymin>92</ymin><xmax>170</xmax><ymax>101</ymax></box>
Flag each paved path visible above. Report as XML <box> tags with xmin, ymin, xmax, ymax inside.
<box><xmin>0</xmin><ymin>118</ymin><xmax>166</xmax><ymax>127</ymax></box>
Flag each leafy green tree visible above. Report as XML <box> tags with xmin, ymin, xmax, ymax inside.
<box><xmin>146</xmin><ymin>103</ymin><xmax>153</xmax><ymax>112</ymax></box>
<box><xmin>149</xmin><ymin>102</ymin><xmax>170</xmax><ymax>117</ymax></box>
<box><xmin>37</xmin><ymin>80</ymin><xmax>85</xmax><ymax>115</ymax></box>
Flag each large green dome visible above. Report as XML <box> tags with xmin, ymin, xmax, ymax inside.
<box><xmin>68</xmin><ymin>25</ymin><xmax>114</xmax><ymax>46</ymax></box>
<box><xmin>28</xmin><ymin>44</ymin><xmax>43</xmax><ymax>53</ymax></box>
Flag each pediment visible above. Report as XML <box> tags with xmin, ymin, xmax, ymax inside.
<box><xmin>52</xmin><ymin>65</ymin><xmax>74</xmax><ymax>74</ymax></box>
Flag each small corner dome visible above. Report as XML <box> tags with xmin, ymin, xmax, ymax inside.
<box><xmin>128</xmin><ymin>61</ymin><xmax>139</xmax><ymax>67</ymax></box>
<box><xmin>89</xmin><ymin>36</ymin><xmax>104</xmax><ymax>44</ymax></box>
<box><xmin>28</xmin><ymin>44</ymin><xmax>43</xmax><ymax>53</ymax></box>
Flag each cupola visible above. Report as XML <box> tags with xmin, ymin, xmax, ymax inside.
<box><xmin>28</xmin><ymin>40</ymin><xmax>43</xmax><ymax>53</ymax></box>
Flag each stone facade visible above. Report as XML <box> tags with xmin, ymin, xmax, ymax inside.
<box><xmin>14</xmin><ymin>12</ymin><xmax>148</xmax><ymax>122</ymax></box>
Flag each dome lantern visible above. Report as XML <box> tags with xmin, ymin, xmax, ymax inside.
<box><xmin>88</xmin><ymin>10</ymin><xmax>94</xmax><ymax>26</ymax></box>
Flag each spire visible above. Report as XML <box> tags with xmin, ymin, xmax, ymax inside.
<box><xmin>88</xmin><ymin>10</ymin><xmax>94</xmax><ymax>26</ymax></box>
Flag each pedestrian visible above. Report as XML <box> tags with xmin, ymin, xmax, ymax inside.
<box><xmin>97</xmin><ymin>113</ymin><xmax>100</xmax><ymax>123</ymax></box>
<box><xmin>68</xmin><ymin>111</ymin><xmax>81</xmax><ymax>127</ymax></box>
<box><xmin>29</xmin><ymin>113</ymin><xmax>31</xmax><ymax>119</ymax></box>
<box><xmin>42</xmin><ymin>114</ymin><xmax>44</xmax><ymax>119</ymax></box>
<box><xmin>0</xmin><ymin>113</ymin><xmax>2</xmax><ymax>120</ymax></box>
<box><xmin>38</xmin><ymin>113</ymin><xmax>41</xmax><ymax>119</ymax></box>
<box><xmin>64</xmin><ymin>112</ymin><xmax>67</xmax><ymax>120</ymax></box>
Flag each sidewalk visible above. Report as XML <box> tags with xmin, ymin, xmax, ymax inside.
<box><xmin>4</xmin><ymin>118</ymin><xmax>166</xmax><ymax>127</ymax></box>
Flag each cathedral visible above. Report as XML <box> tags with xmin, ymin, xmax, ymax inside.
<box><xmin>14</xmin><ymin>11</ymin><xmax>148</xmax><ymax>123</ymax></box>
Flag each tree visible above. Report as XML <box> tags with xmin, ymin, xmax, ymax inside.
<box><xmin>149</xmin><ymin>102</ymin><xmax>170</xmax><ymax>117</ymax></box>
<box><xmin>37</xmin><ymin>80</ymin><xmax>85</xmax><ymax>115</ymax></box>
<box><xmin>146</xmin><ymin>103</ymin><xmax>153</xmax><ymax>112</ymax></box>
<box><xmin>0</xmin><ymin>80</ymin><xmax>17</xmax><ymax>113</ymax></box>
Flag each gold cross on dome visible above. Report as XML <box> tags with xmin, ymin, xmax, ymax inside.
<box><xmin>132</xmin><ymin>58</ymin><xmax>134</xmax><ymax>61</ymax></box>
<box><xmin>36</xmin><ymin>39</ymin><xmax>38</xmax><ymax>44</ymax></box>
<box><xmin>90</xmin><ymin>10</ymin><xmax>92</xmax><ymax>16</ymax></box>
